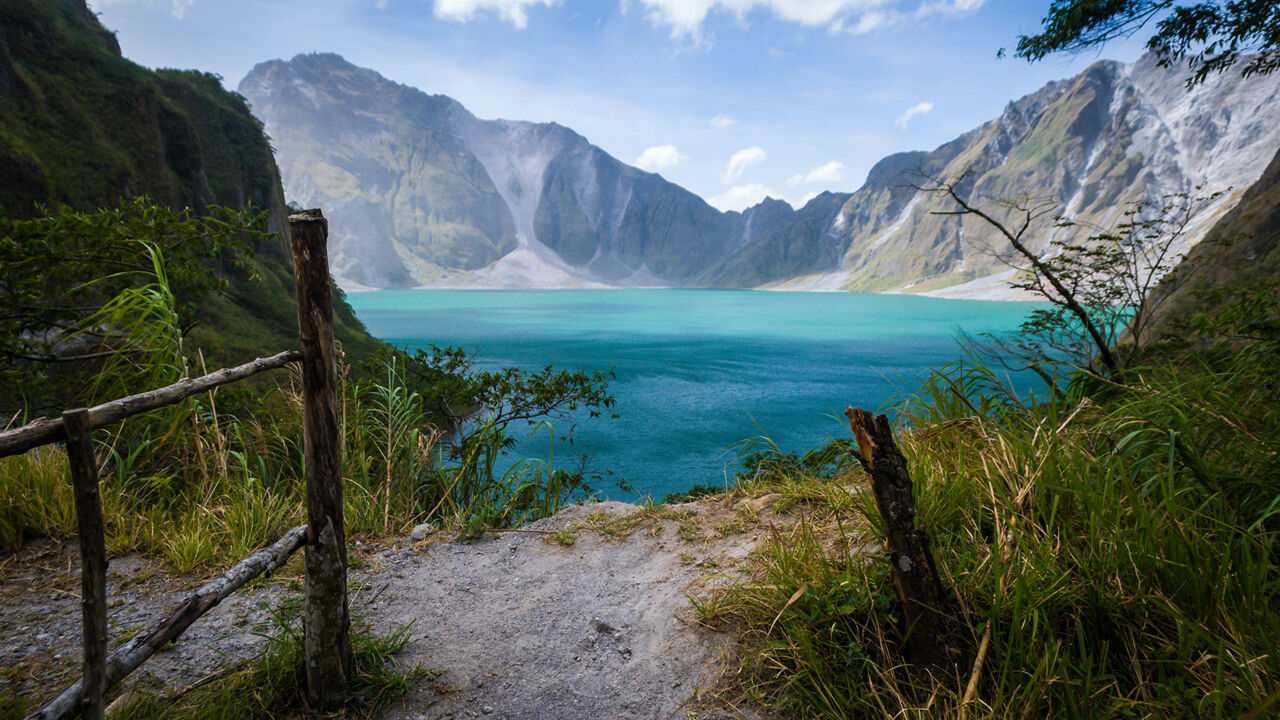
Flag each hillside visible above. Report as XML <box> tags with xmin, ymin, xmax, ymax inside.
<box><xmin>0</xmin><ymin>0</ymin><xmax>382</xmax><ymax>372</ymax></box>
<box><xmin>1146</xmin><ymin>143</ymin><xmax>1280</xmax><ymax>341</ymax></box>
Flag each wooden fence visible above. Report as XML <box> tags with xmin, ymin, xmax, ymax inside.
<box><xmin>1</xmin><ymin>210</ymin><xmax>350</xmax><ymax>720</ymax></box>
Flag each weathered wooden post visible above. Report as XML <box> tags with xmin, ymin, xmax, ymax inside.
<box><xmin>289</xmin><ymin>209</ymin><xmax>350</xmax><ymax>709</ymax></box>
<box><xmin>845</xmin><ymin>406</ymin><xmax>970</xmax><ymax>685</ymax></box>
<box><xmin>62</xmin><ymin>408</ymin><xmax>106</xmax><ymax>720</ymax></box>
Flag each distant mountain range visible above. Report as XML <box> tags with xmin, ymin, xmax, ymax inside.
<box><xmin>240</xmin><ymin>53</ymin><xmax>1280</xmax><ymax>297</ymax></box>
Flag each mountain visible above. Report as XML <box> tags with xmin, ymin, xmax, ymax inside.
<box><xmin>239</xmin><ymin>53</ymin><xmax>851</xmax><ymax>290</ymax></box>
<box><xmin>241</xmin><ymin>53</ymin><xmax>1280</xmax><ymax>296</ymax></box>
<box><xmin>0</xmin><ymin>0</ymin><xmax>381</xmax><ymax>369</ymax></box>
<box><xmin>1145</xmin><ymin>142</ymin><xmax>1280</xmax><ymax>342</ymax></box>
<box><xmin>798</xmin><ymin>55</ymin><xmax>1280</xmax><ymax>297</ymax></box>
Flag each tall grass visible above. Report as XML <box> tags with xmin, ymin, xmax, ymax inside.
<box><xmin>1</xmin><ymin>351</ymin><xmax>593</xmax><ymax>567</ymax></box>
<box><xmin>0</xmin><ymin>233</ymin><xmax>594</xmax><ymax>563</ymax></box>
<box><xmin>711</xmin><ymin>348</ymin><xmax>1280</xmax><ymax>718</ymax></box>
<box><xmin>109</xmin><ymin>608</ymin><xmax>424</xmax><ymax>719</ymax></box>
<box><xmin>0</xmin><ymin>449</ymin><xmax>75</xmax><ymax>549</ymax></box>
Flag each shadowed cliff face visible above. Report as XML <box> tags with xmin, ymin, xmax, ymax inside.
<box><xmin>243</xmin><ymin>52</ymin><xmax>1280</xmax><ymax>295</ymax></box>
<box><xmin>0</xmin><ymin>0</ymin><xmax>290</xmax><ymax>237</ymax></box>
<box><xmin>1145</xmin><ymin>143</ymin><xmax>1280</xmax><ymax>340</ymax></box>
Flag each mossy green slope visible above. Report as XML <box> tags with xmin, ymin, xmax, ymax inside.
<box><xmin>0</xmin><ymin>0</ymin><xmax>382</xmax><ymax>369</ymax></box>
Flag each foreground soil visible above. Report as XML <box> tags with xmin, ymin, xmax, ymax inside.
<box><xmin>1</xmin><ymin>496</ymin><xmax>789</xmax><ymax>719</ymax></box>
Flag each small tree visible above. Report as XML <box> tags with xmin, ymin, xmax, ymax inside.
<box><xmin>921</xmin><ymin>175</ymin><xmax>1220</xmax><ymax>378</ymax></box>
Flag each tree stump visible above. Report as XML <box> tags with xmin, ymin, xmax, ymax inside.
<box><xmin>845</xmin><ymin>406</ymin><xmax>970</xmax><ymax>685</ymax></box>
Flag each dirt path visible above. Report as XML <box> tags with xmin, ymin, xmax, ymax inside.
<box><xmin>0</xmin><ymin>540</ymin><xmax>299</xmax><ymax>708</ymax></box>
<box><xmin>2</xmin><ymin>497</ymin><xmax>780</xmax><ymax>719</ymax></box>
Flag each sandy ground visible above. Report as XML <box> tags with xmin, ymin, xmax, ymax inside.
<box><xmin>0</xmin><ymin>540</ymin><xmax>299</xmax><ymax>705</ymax></box>
<box><xmin>1</xmin><ymin>497</ymin><xmax>781</xmax><ymax>719</ymax></box>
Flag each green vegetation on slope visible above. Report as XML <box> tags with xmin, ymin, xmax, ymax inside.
<box><xmin>1150</xmin><ymin>145</ymin><xmax>1280</xmax><ymax>346</ymax></box>
<box><xmin>0</xmin><ymin>0</ymin><xmax>382</xmax><ymax>381</ymax></box>
<box><xmin>0</xmin><ymin>331</ymin><xmax>609</xmax><ymax>565</ymax></box>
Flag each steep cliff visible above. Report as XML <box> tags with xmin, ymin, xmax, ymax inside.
<box><xmin>241</xmin><ymin>52</ymin><xmax>1280</xmax><ymax>295</ymax></box>
<box><xmin>1146</xmin><ymin>144</ymin><xmax>1280</xmax><ymax>341</ymax></box>
<box><xmin>0</xmin><ymin>0</ymin><xmax>381</xmax><ymax>366</ymax></box>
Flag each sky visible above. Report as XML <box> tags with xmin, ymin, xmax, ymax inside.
<box><xmin>89</xmin><ymin>0</ymin><xmax>1150</xmax><ymax>211</ymax></box>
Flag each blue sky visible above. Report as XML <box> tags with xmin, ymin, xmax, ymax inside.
<box><xmin>90</xmin><ymin>0</ymin><xmax>1149</xmax><ymax>211</ymax></box>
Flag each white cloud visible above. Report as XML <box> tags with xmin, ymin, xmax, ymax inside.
<box><xmin>786</xmin><ymin>160</ymin><xmax>844</xmax><ymax>186</ymax></box>
<box><xmin>894</xmin><ymin>101</ymin><xmax>934</xmax><ymax>129</ymax></box>
<box><xmin>709</xmin><ymin>114</ymin><xmax>736</xmax><ymax>129</ymax></box>
<box><xmin>638</xmin><ymin>0</ymin><xmax>885</xmax><ymax>38</ymax></box>
<box><xmin>794</xmin><ymin>190</ymin><xmax>821</xmax><ymax>208</ymax></box>
<box><xmin>843</xmin><ymin>9</ymin><xmax>893</xmax><ymax>34</ymax></box>
<box><xmin>707</xmin><ymin>183</ymin><xmax>779</xmax><ymax>212</ymax></box>
<box><xmin>433</xmin><ymin>0</ymin><xmax>558</xmax><ymax>28</ymax></box>
<box><xmin>635</xmin><ymin>144</ymin><xmax>689</xmax><ymax>172</ymax></box>
<box><xmin>637</xmin><ymin>0</ymin><xmax>984</xmax><ymax>39</ymax></box>
<box><xmin>90</xmin><ymin>0</ymin><xmax>194</xmax><ymax>19</ymax></box>
<box><xmin>916</xmin><ymin>0</ymin><xmax>985</xmax><ymax>17</ymax></box>
<box><xmin>720</xmin><ymin>146</ymin><xmax>767</xmax><ymax>184</ymax></box>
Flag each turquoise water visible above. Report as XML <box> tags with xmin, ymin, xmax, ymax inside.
<box><xmin>345</xmin><ymin>289</ymin><xmax>1039</xmax><ymax>500</ymax></box>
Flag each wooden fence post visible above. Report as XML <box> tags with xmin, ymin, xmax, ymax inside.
<box><xmin>62</xmin><ymin>408</ymin><xmax>106</xmax><ymax>720</ymax></box>
<box><xmin>845</xmin><ymin>406</ymin><xmax>970</xmax><ymax>685</ymax></box>
<box><xmin>289</xmin><ymin>209</ymin><xmax>350</xmax><ymax>709</ymax></box>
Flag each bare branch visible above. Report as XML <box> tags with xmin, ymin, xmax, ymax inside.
<box><xmin>916</xmin><ymin>173</ymin><xmax>1120</xmax><ymax>375</ymax></box>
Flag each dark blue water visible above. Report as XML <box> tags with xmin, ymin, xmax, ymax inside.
<box><xmin>345</xmin><ymin>289</ymin><xmax>1039</xmax><ymax>500</ymax></box>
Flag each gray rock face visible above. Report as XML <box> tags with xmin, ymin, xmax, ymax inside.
<box><xmin>806</xmin><ymin>55</ymin><xmax>1280</xmax><ymax>297</ymax></box>
<box><xmin>239</xmin><ymin>53</ymin><xmax>849</xmax><ymax>290</ymax></box>
<box><xmin>241</xmin><ymin>53</ymin><xmax>1280</xmax><ymax>295</ymax></box>
<box><xmin>239</xmin><ymin>54</ymin><xmax>519</xmax><ymax>289</ymax></box>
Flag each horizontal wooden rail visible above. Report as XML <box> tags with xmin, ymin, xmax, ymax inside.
<box><xmin>0</xmin><ymin>350</ymin><xmax>301</xmax><ymax>459</ymax></box>
<box><xmin>26</xmin><ymin>525</ymin><xmax>308</xmax><ymax>720</ymax></box>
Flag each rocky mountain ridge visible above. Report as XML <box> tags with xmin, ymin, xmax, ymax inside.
<box><xmin>240</xmin><ymin>53</ymin><xmax>1280</xmax><ymax>296</ymax></box>
<box><xmin>240</xmin><ymin>53</ymin><xmax>851</xmax><ymax>290</ymax></box>
<box><xmin>802</xmin><ymin>54</ymin><xmax>1280</xmax><ymax>298</ymax></box>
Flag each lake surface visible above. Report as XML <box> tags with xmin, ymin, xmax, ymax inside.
<box><xmin>346</xmin><ymin>289</ymin><xmax>1039</xmax><ymax>500</ymax></box>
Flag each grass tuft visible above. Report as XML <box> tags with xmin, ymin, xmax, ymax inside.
<box><xmin>109</xmin><ymin>612</ymin><xmax>425</xmax><ymax>720</ymax></box>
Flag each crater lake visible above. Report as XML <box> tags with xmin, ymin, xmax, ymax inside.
<box><xmin>345</xmin><ymin>289</ymin><xmax>1041</xmax><ymax>500</ymax></box>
